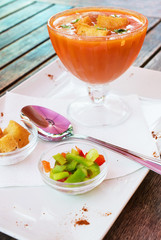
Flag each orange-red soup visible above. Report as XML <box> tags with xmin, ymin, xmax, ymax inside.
<box><xmin>48</xmin><ymin>7</ymin><xmax>148</xmax><ymax>84</ymax></box>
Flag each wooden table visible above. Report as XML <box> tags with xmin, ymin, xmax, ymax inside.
<box><xmin>0</xmin><ymin>1</ymin><xmax>161</xmax><ymax>239</ymax></box>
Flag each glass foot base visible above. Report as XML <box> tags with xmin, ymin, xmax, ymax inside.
<box><xmin>68</xmin><ymin>94</ymin><xmax>131</xmax><ymax>127</ymax></box>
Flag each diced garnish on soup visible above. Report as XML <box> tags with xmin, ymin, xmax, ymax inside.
<box><xmin>52</xmin><ymin>10</ymin><xmax>143</xmax><ymax>37</ymax></box>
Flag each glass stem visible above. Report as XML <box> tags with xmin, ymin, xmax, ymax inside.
<box><xmin>88</xmin><ymin>84</ymin><xmax>109</xmax><ymax>104</ymax></box>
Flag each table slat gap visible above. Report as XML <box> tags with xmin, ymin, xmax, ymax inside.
<box><xmin>0</xmin><ymin>0</ymin><xmax>16</xmax><ymax>8</ymax></box>
<box><xmin>140</xmin><ymin>46</ymin><xmax>161</xmax><ymax>68</ymax></box>
<box><xmin>0</xmin><ymin>40</ymin><xmax>56</xmax><ymax>92</ymax></box>
<box><xmin>134</xmin><ymin>22</ymin><xmax>161</xmax><ymax>67</ymax></box>
<box><xmin>0</xmin><ymin>55</ymin><xmax>58</xmax><ymax>97</ymax></box>
<box><xmin>144</xmin><ymin>50</ymin><xmax>161</xmax><ymax>71</ymax></box>
<box><xmin>0</xmin><ymin>37</ymin><xmax>50</xmax><ymax>70</ymax></box>
<box><xmin>0</xmin><ymin>0</ymin><xmax>35</xmax><ymax>20</ymax></box>
<box><xmin>0</xmin><ymin>1</ymin><xmax>54</xmax><ymax>33</ymax></box>
<box><xmin>147</xmin><ymin>18</ymin><xmax>161</xmax><ymax>33</ymax></box>
<box><xmin>0</xmin><ymin>24</ymin><xmax>50</xmax><ymax>69</ymax></box>
<box><xmin>0</xmin><ymin>4</ymin><xmax>72</xmax><ymax>50</ymax></box>
<box><xmin>0</xmin><ymin>54</ymin><xmax>57</xmax><ymax>96</ymax></box>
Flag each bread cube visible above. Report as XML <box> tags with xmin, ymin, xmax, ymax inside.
<box><xmin>0</xmin><ymin>134</ymin><xmax>18</xmax><ymax>153</ymax></box>
<box><xmin>74</xmin><ymin>16</ymin><xmax>92</xmax><ymax>27</ymax></box>
<box><xmin>0</xmin><ymin>128</ymin><xmax>3</xmax><ymax>138</ymax></box>
<box><xmin>76</xmin><ymin>23</ymin><xmax>109</xmax><ymax>37</ymax></box>
<box><xmin>97</xmin><ymin>15</ymin><xmax>129</xmax><ymax>30</ymax></box>
<box><xmin>3</xmin><ymin>120</ymin><xmax>30</xmax><ymax>148</ymax></box>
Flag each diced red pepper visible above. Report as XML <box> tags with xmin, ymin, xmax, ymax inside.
<box><xmin>61</xmin><ymin>152</ymin><xmax>66</xmax><ymax>158</ymax></box>
<box><xmin>94</xmin><ymin>154</ymin><xmax>105</xmax><ymax>166</ymax></box>
<box><xmin>58</xmin><ymin>177</ymin><xmax>68</xmax><ymax>182</ymax></box>
<box><xmin>42</xmin><ymin>160</ymin><xmax>51</xmax><ymax>173</ymax></box>
<box><xmin>58</xmin><ymin>172</ymin><xmax>72</xmax><ymax>182</ymax></box>
<box><xmin>84</xmin><ymin>152</ymin><xmax>88</xmax><ymax>158</ymax></box>
<box><xmin>75</xmin><ymin>146</ymin><xmax>85</xmax><ymax>157</ymax></box>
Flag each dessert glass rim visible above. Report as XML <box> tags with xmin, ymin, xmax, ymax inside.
<box><xmin>47</xmin><ymin>6</ymin><xmax>148</xmax><ymax>41</ymax></box>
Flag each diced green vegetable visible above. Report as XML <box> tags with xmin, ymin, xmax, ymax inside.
<box><xmin>85</xmin><ymin>149</ymin><xmax>99</xmax><ymax>162</ymax></box>
<box><xmin>71</xmin><ymin>148</ymin><xmax>79</xmax><ymax>155</ymax></box>
<box><xmin>111</xmin><ymin>14</ymin><xmax>120</xmax><ymax>18</ymax></box>
<box><xmin>66</xmin><ymin>153</ymin><xmax>93</xmax><ymax>167</ymax></box>
<box><xmin>66</xmin><ymin>160</ymin><xmax>77</xmax><ymax>171</ymax></box>
<box><xmin>50</xmin><ymin>171</ymin><xmax>69</xmax><ymax>181</ymax></box>
<box><xmin>87</xmin><ymin>163</ymin><xmax>100</xmax><ymax>178</ymax></box>
<box><xmin>60</xmin><ymin>24</ymin><xmax>71</xmax><ymax>29</ymax></box>
<box><xmin>65</xmin><ymin>169</ymin><xmax>86</xmax><ymax>183</ymax></box>
<box><xmin>114</xmin><ymin>29</ymin><xmax>128</xmax><ymax>33</ymax></box>
<box><xmin>84</xmin><ymin>177</ymin><xmax>90</xmax><ymax>181</ymax></box>
<box><xmin>50</xmin><ymin>169</ymin><xmax>54</xmax><ymax>180</ymax></box>
<box><xmin>44</xmin><ymin>146</ymin><xmax>106</xmax><ymax>183</ymax></box>
<box><xmin>53</xmin><ymin>153</ymin><xmax>67</xmax><ymax>165</ymax></box>
<box><xmin>96</xmin><ymin>27</ymin><xmax>107</xmax><ymax>30</ymax></box>
<box><xmin>51</xmin><ymin>165</ymin><xmax>66</xmax><ymax>174</ymax></box>
<box><xmin>71</xmin><ymin>18</ymin><xmax>80</xmax><ymax>23</ymax></box>
<box><xmin>76</xmin><ymin>164</ymin><xmax>88</xmax><ymax>176</ymax></box>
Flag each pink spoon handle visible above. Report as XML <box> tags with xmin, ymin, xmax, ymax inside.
<box><xmin>73</xmin><ymin>134</ymin><xmax>161</xmax><ymax>175</ymax></box>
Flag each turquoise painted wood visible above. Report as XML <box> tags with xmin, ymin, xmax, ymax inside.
<box><xmin>0</xmin><ymin>40</ymin><xmax>55</xmax><ymax>90</ymax></box>
<box><xmin>0</xmin><ymin>3</ymin><xmax>72</xmax><ymax>49</ymax></box>
<box><xmin>134</xmin><ymin>22</ymin><xmax>161</xmax><ymax>67</ymax></box>
<box><xmin>0</xmin><ymin>25</ymin><xmax>49</xmax><ymax>68</ymax></box>
<box><xmin>0</xmin><ymin>0</ymin><xmax>33</xmax><ymax>19</ymax></box>
<box><xmin>0</xmin><ymin>1</ymin><xmax>52</xmax><ymax>32</ymax></box>
<box><xmin>0</xmin><ymin>0</ymin><xmax>16</xmax><ymax>8</ymax></box>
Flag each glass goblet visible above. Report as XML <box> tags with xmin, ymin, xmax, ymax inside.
<box><xmin>47</xmin><ymin>7</ymin><xmax>148</xmax><ymax>126</ymax></box>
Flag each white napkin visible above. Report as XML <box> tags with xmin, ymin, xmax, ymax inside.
<box><xmin>0</xmin><ymin>91</ymin><xmax>158</xmax><ymax>187</ymax></box>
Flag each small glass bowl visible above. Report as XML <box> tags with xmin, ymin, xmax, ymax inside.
<box><xmin>0</xmin><ymin>119</ymin><xmax>38</xmax><ymax>166</ymax></box>
<box><xmin>38</xmin><ymin>139</ymin><xmax>108</xmax><ymax>195</ymax></box>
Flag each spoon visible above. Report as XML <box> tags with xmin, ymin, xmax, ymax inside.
<box><xmin>20</xmin><ymin>105</ymin><xmax>161</xmax><ymax>175</ymax></box>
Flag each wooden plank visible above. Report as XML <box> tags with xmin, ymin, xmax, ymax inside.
<box><xmin>0</xmin><ymin>4</ymin><xmax>72</xmax><ymax>49</ymax></box>
<box><xmin>0</xmin><ymin>0</ymin><xmax>34</xmax><ymax>19</ymax></box>
<box><xmin>144</xmin><ymin>50</ymin><xmax>161</xmax><ymax>71</ymax></box>
<box><xmin>0</xmin><ymin>0</ymin><xmax>16</xmax><ymax>8</ymax></box>
<box><xmin>147</xmin><ymin>17</ymin><xmax>161</xmax><ymax>31</ymax></box>
<box><xmin>0</xmin><ymin>15</ymin><xmax>158</xmax><ymax>69</ymax></box>
<box><xmin>0</xmin><ymin>1</ymin><xmax>52</xmax><ymax>32</ymax></box>
<box><xmin>2</xmin><ymin>56</ymin><xmax>58</xmax><ymax>95</ymax></box>
<box><xmin>134</xmin><ymin>22</ymin><xmax>161</xmax><ymax>67</ymax></box>
<box><xmin>0</xmin><ymin>40</ymin><xmax>55</xmax><ymax>92</ymax></box>
<box><xmin>0</xmin><ymin>25</ymin><xmax>49</xmax><ymax>68</ymax></box>
<box><xmin>45</xmin><ymin>0</ymin><xmax>161</xmax><ymax>18</ymax></box>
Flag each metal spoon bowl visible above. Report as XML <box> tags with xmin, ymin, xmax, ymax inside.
<box><xmin>21</xmin><ymin>105</ymin><xmax>161</xmax><ymax>175</ymax></box>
